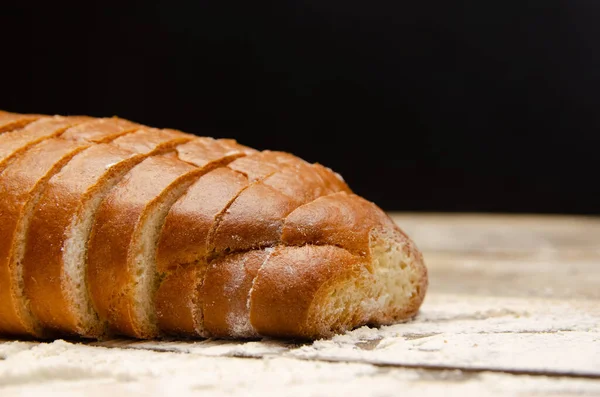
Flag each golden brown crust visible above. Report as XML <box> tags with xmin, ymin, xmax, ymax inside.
<box><xmin>60</xmin><ymin>117</ymin><xmax>141</xmax><ymax>142</ymax></box>
<box><xmin>23</xmin><ymin>144</ymin><xmax>145</xmax><ymax>334</ymax></box>
<box><xmin>112</xmin><ymin>128</ymin><xmax>191</xmax><ymax>153</ymax></box>
<box><xmin>89</xmin><ymin>136</ymin><xmax>254</xmax><ymax>338</ymax></box>
<box><xmin>249</xmin><ymin>245</ymin><xmax>361</xmax><ymax>338</ymax></box>
<box><xmin>0</xmin><ymin>112</ymin><xmax>44</xmax><ymax>134</ymax></box>
<box><xmin>210</xmin><ymin>181</ymin><xmax>298</xmax><ymax>253</ymax></box>
<box><xmin>22</xmin><ymin>124</ymin><xmax>188</xmax><ymax>336</ymax></box>
<box><xmin>0</xmin><ymin>138</ymin><xmax>91</xmax><ymax>336</ymax></box>
<box><xmin>87</xmin><ymin>153</ymin><xmax>201</xmax><ymax>338</ymax></box>
<box><xmin>227</xmin><ymin>151</ymin><xmax>287</xmax><ymax>180</ymax></box>
<box><xmin>209</xmin><ymin>152</ymin><xmax>353</xmax><ymax>254</ymax></box>
<box><xmin>175</xmin><ymin>137</ymin><xmax>255</xmax><ymax>167</ymax></box>
<box><xmin>156</xmin><ymin>265</ymin><xmax>204</xmax><ymax>336</ymax></box>
<box><xmin>156</xmin><ymin>168</ymin><xmax>248</xmax><ymax>272</ymax></box>
<box><xmin>201</xmin><ymin>250</ymin><xmax>270</xmax><ymax>338</ymax></box>
<box><xmin>214</xmin><ymin>193</ymin><xmax>426</xmax><ymax>339</ymax></box>
<box><xmin>0</xmin><ymin>116</ymin><xmax>91</xmax><ymax>171</ymax></box>
<box><xmin>313</xmin><ymin>163</ymin><xmax>352</xmax><ymax>193</ymax></box>
<box><xmin>282</xmin><ymin>192</ymin><xmax>396</xmax><ymax>256</ymax></box>
<box><xmin>0</xmin><ymin>110</ymin><xmax>428</xmax><ymax>341</ymax></box>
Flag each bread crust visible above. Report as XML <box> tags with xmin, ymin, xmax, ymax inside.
<box><xmin>211</xmin><ymin>181</ymin><xmax>298</xmax><ymax>253</ymax></box>
<box><xmin>156</xmin><ymin>167</ymin><xmax>249</xmax><ymax>272</ymax></box>
<box><xmin>204</xmin><ymin>193</ymin><xmax>427</xmax><ymax>339</ymax></box>
<box><xmin>0</xmin><ymin>116</ymin><xmax>91</xmax><ymax>172</ymax></box>
<box><xmin>175</xmin><ymin>137</ymin><xmax>257</xmax><ymax>167</ymax></box>
<box><xmin>22</xmin><ymin>126</ymin><xmax>189</xmax><ymax>336</ymax></box>
<box><xmin>201</xmin><ymin>250</ymin><xmax>271</xmax><ymax>338</ymax></box>
<box><xmin>0</xmin><ymin>110</ymin><xmax>428</xmax><ymax>341</ymax></box>
<box><xmin>89</xmin><ymin>137</ymin><xmax>255</xmax><ymax>338</ymax></box>
<box><xmin>156</xmin><ymin>265</ymin><xmax>204</xmax><ymax>336</ymax></box>
<box><xmin>0</xmin><ymin>138</ymin><xmax>91</xmax><ymax>336</ymax></box>
<box><xmin>249</xmin><ymin>245</ymin><xmax>361</xmax><ymax>338</ymax></box>
<box><xmin>87</xmin><ymin>153</ymin><xmax>201</xmax><ymax>338</ymax></box>
<box><xmin>60</xmin><ymin>117</ymin><xmax>141</xmax><ymax>142</ymax></box>
<box><xmin>282</xmin><ymin>192</ymin><xmax>396</xmax><ymax>256</ymax></box>
<box><xmin>0</xmin><ymin>112</ymin><xmax>43</xmax><ymax>134</ymax></box>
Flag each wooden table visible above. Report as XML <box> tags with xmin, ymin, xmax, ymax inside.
<box><xmin>1</xmin><ymin>214</ymin><xmax>599</xmax><ymax>396</ymax></box>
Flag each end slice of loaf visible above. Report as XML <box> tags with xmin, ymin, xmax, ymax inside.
<box><xmin>194</xmin><ymin>192</ymin><xmax>427</xmax><ymax>339</ymax></box>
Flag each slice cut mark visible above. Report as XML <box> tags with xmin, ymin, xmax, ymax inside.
<box><xmin>0</xmin><ymin>139</ymin><xmax>91</xmax><ymax>336</ymax></box>
<box><xmin>157</xmin><ymin>152</ymin><xmax>353</xmax><ymax>337</ymax></box>
<box><xmin>247</xmin><ymin>193</ymin><xmax>427</xmax><ymax>339</ymax></box>
<box><xmin>0</xmin><ymin>116</ymin><xmax>91</xmax><ymax>172</ymax></box>
<box><xmin>154</xmin><ymin>152</ymin><xmax>299</xmax><ymax>336</ymax></box>
<box><xmin>88</xmin><ymin>136</ymin><xmax>254</xmax><ymax>338</ymax></box>
<box><xmin>87</xmin><ymin>153</ymin><xmax>203</xmax><ymax>338</ymax></box>
<box><xmin>201</xmin><ymin>249</ymin><xmax>272</xmax><ymax>338</ymax></box>
<box><xmin>177</xmin><ymin>137</ymin><xmax>256</xmax><ymax>167</ymax></box>
<box><xmin>21</xmin><ymin>126</ymin><xmax>190</xmax><ymax>337</ymax></box>
<box><xmin>154</xmin><ymin>168</ymin><xmax>252</xmax><ymax>337</ymax></box>
<box><xmin>281</xmin><ymin>192</ymin><xmax>397</xmax><ymax>257</ymax></box>
<box><xmin>209</xmin><ymin>152</ymin><xmax>351</xmax><ymax>254</ymax></box>
<box><xmin>156</xmin><ymin>167</ymin><xmax>249</xmax><ymax>273</ymax></box>
<box><xmin>157</xmin><ymin>140</ymin><xmax>262</xmax><ymax>267</ymax></box>
<box><xmin>200</xmin><ymin>193</ymin><xmax>415</xmax><ymax>339</ymax></box>
<box><xmin>175</xmin><ymin>137</ymin><xmax>254</xmax><ymax>168</ymax></box>
<box><xmin>155</xmin><ymin>265</ymin><xmax>205</xmax><ymax>336</ymax></box>
<box><xmin>210</xmin><ymin>181</ymin><xmax>298</xmax><ymax>253</ymax></box>
<box><xmin>249</xmin><ymin>245</ymin><xmax>362</xmax><ymax>339</ymax></box>
<box><xmin>0</xmin><ymin>125</ymin><xmax>164</xmax><ymax>337</ymax></box>
<box><xmin>60</xmin><ymin>117</ymin><xmax>142</xmax><ymax>143</ymax></box>
<box><xmin>0</xmin><ymin>112</ymin><xmax>44</xmax><ymax>134</ymax></box>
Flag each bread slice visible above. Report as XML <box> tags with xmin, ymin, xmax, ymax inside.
<box><xmin>88</xmin><ymin>139</ymin><xmax>254</xmax><ymax>338</ymax></box>
<box><xmin>21</xmin><ymin>128</ymin><xmax>190</xmax><ymax>337</ymax></box>
<box><xmin>196</xmin><ymin>192</ymin><xmax>427</xmax><ymax>339</ymax></box>
<box><xmin>0</xmin><ymin>123</ymin><xmax>162</xmax><ymax>337</ymax></box>
<box><xmin>0</xmin><ymin>112</ymin><xmax>43</xmax><ymax>134</ymax></box>
<box><xmin>154</xmin><ymin>153</ymin><xmax>284</xmax><ymax>337</ymax></box>
<box><xmin>211</xmin><ymin>151</ymin><xmax>351</xmax><ymax>253</ymax></box>
<box><xmin>0</xmin><ymin>139</ymin><xmax>91</xmax><ymax>336</ymax></box>
<box><xmin>87</xmin><ymin>154</ymin><xmax>202</xmax><ymax>338</ymax></box>
<box><xmin>0</xmin><ymin>116</ymin><xmax>91</xmax><ymax>172</ymax></box>
<box><xmin>250</xmin><ymin>193</ymin><xmax>427</xmax><ymax>339</ymax></box>
<box><xmin>154</xmin><ymin>168</ymin><xmax>251</xmax><ymax>336</ymax></box>
<box><xmin>156</xmin><ymin>167</ymin><xmax>249</xmax><ymax>272</ymax></box>
<box><xmin>155</xmin><ymin>152</ymin><xmax>353</xmax><ymax>337</ymax></box>
<box><xmin>270</xmin><ymin>192</ymin><xmax>427</xmax><ymax>337</ymax></box>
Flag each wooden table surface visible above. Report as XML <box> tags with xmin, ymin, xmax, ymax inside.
<box><xmin>1</xmin><ymin>214</ymin><xmax>599</xmax><ymax>396</ymax></box>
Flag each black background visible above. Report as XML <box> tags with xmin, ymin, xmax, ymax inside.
<box><xmin>2</xmin><ymin>2</ymin><xmax>599</xmax><ymax>214</ymax></box>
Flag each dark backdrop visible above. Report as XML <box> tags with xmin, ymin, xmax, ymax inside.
<box><xmin>2</xmin><ymin>2</ymin><xmax>599</xmax><ymax>214</ymax></box>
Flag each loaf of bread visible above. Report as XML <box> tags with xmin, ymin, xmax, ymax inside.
<box><xmin>0</xmin><ymin>110</ymin><xmax>428</xmax><ymax>340</ymax></box>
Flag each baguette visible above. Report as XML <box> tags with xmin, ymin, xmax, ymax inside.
<box><xmin>0</xmin><ymin>110</ymin><xmax>428</xmax><ymax>340</ymax></box>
